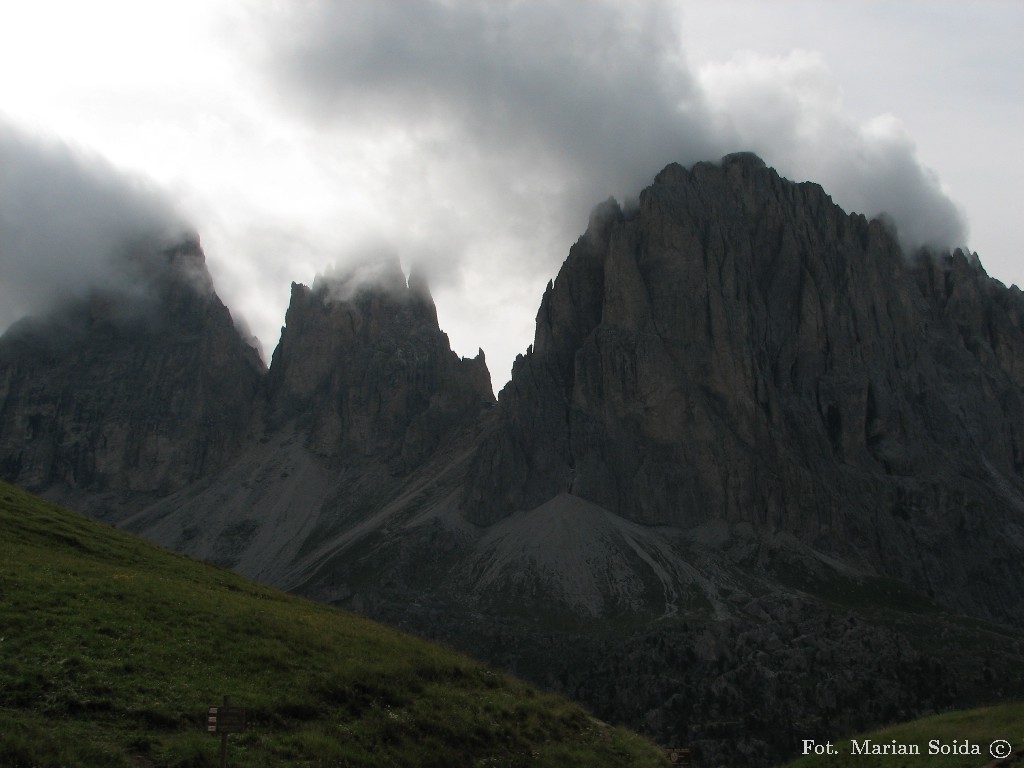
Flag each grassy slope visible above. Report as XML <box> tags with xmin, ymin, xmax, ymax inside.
<box><xmin>0</xmin><ymin>481</ymin><xmax>668</xmax><ymax>768</ymax></box>
<box><xmin>784</xmin><ymin>703</ymin><xmax>1024</xmax><ymax>768</ymax></box>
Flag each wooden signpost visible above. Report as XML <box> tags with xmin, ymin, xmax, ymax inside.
<box><xmin>207</xmin><ymin>696</ymin><xmax>247</xmax><ymax>768</ymax></box>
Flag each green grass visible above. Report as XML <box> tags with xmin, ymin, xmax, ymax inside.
<box><xmin>0</xmin><ymin>481</ymin><xmax>669</xmax><ymax>767</ymax></box>
<box><xmin>783</xmin><ymin>703</ymin><xmax>1024</xmax><ymax>768</ymax></box>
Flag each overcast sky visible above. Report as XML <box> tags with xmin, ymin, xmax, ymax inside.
<box><xmin>1</xmin><ymin>1</ymin><xmax>1021</xmax><ymax>387</ymax></box>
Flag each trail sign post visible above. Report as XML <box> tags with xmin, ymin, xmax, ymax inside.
<box><xmin>207</xmin><ymin>696</ymin><xmax>247</xmax><ymax>768</ymax></box>
<box><xmin>208</xmin><ymin>705</ymin><xmax>247</xmax><ymax>733</ymax></box>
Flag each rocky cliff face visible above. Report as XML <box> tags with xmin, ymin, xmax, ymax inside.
<box><xmin>3</xmin><ymin>155</ymin><xmax>1024</xmax><ymax>767</ymax></box>
<box><xmin>464</xmin><ymin>152</ymin><xmax>1024</xmax><ymax>626</ymax></box>
<box><xmin>278</xmin><ymin>157</ymin><xmax>1024</xmax><ymax>765</ymax></box>
<box><xmin>265</xmin><ymin>258</ymin><xmax>493</xmax><ymax>468</ymax></box>
<box><xmin>0</xmin><ymin>238</ymin><xmax>264</xmax><ymax>519</ymax></box>
<box><xmin>0</xmin><ymin>243</ymin><xmax>493</xmax><ymax>528</ymax></box>
<box><xmin>108</xmin><ymin>258</ymin><xmax>495</xmax><ymax>588</ymax></box>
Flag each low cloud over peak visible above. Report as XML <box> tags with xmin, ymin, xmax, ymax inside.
<box><xmin>254</xmin><ymin>1</ymin><xmax>967</xmax><ymax>255</ymax></box>
<box><xmin>0</xmin><ymin>120</ymin><xmax>193</xmax><ymax>330</ymax></box>
<box><xmin>696</xmin><ymin>50</ymin><xmax>967</xmax><ymax>253</ymax></box>
<box><xmin>234</xmin><ymin>0</ymin><xmax>971</xmax><ymax>382</ymax></box>
<box><xmin>0</xmin><ymin>1</ymin><xmax>989</xmax><ymax>388</ymax></box>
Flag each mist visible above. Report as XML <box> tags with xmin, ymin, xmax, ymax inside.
<box><xmin>0</xmin><ymin>120</ymin><xmax>191</xmax><ymax>332</ymax></box>
<box><xmin>696</xmin><ymin>50</ymin><xmax>967</xmax><ymax>253</ymax></box>
<box><xmin>232</xmin><ymin>0</ymin><xmax>970</xmax><ymax>382</ymax></box>
<box><xmin>253</xmin><ymin>1</ymin><xmax>969</xmax><ymax>250</ymax></box>
<box><xmin>0</xmin><ymin>2</ymin><xmax>977</xmax><ymax>388</ymax></box>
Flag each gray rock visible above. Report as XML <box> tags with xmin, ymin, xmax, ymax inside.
<box><xmin>265</xmin><ymin>258</ymin><xmax>494</xmax><ymax>468</ymax></box>
<box><xmin>464</xmin><ymin>153</ymin><xmax>1024</xmax><ymax>626</ymax></box>
<box><xmin>0</xmin><ymin>237</ymin><xmax>263</xmax><ymax>520</ymax></box>
<box><xmin>4</xmin><ymin>154</ymin><xmax>1024</xmax><ymax>767</ymax></box>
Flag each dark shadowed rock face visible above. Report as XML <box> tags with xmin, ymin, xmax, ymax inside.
<box><xmin>0</xmin><ymin>238</ymin><xmax>264</xmax><ymax>519</ymax></box>
<box><xmin>3</xmin><ymin>156</ymin><xmax>1024</xmax><ymax>767</ymax></box>
<box><xmin>464</xmin><ymin>152</ymin><xmax>1024</xmax><ymax>625</ymax></box>
<box><xmin>265</xmin><ymin>258</ymin><xmax>494</xmax><ymax>468</ymax></box>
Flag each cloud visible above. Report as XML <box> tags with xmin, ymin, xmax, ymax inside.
<box><xmin>0</xmin><ymin>3</ymin><xmax>974</xmax><ymax>389</ymax></box>
<box><xmin>238</xmin><ymin>0</ymin><xmax>970</xmax><ymax>384</ymax></box>
<box><xmin>254</xmin><ymin>1</ymin><xmax>967</xmax><ymax>254</ymax></box>
<box><xmin>240</xmin><ymin>0</ymin><xmax>722</xmax><ymax>382</ymax></box>
<box><xmin>0</xmin><ymin>119</ymin><xmax>192</xmax><ymax>330</ymax></box>
<box><xmin>696</xmin><ymin>50</ymin><xmax>967</xmax><ymax>252</ymax></box>
<box><xmin>247</xmin><ymin>0</ymin><xmax>722</xmax><ymax>285</ymax></box>
<box><xmin>263</xmin><ymin>1</ymin><xmax>716</xmax><ymax>184</ymax></box>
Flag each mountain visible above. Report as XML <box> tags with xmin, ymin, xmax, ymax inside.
<box><xmin>0</xmin><ymin>237</ymin><xmax>264</xmax><ymax>520</ymax></box>
<box><xmin>265</xmin><ymin>260</ymin><xmax>493</xmax><ymax>467</ymax></box>
<box><xmin>466</xmin><ymin>153</ymin><xmax>1024</xmax><ymax>625</ymax></box>
<box><xmin>0</xmin><ymin>479</ymin><xmax>667</xmax><ymax>768</ymax></box>
<box><xmin>2</xmin><ymin>154</ymin><xmax>1023</xmax><ymax>766</ymax></box>
<box><xmin>113</xmin><ymin>255</ymin><xmax>495</xmax><ymax>587</ymax></box>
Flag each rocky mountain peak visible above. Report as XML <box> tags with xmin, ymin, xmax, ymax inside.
<box><xmin>0</xmin><ymin>238</ymin><xmax>263</xmax><ymax>518</ymax></box>
<box><xmin>152</xmin><ymin>234</ymin><xmax>214</xmax><ymax>290</ymax></box>
<box><xmin>266</xmin><ymin>260</ymin><xmax>493</xmax><ymax>466</ymax></box>
<box><xmin>464</xmin><ymin>154</ymin><xmax>1024</xmax><ymax>626</ymax></box>
<box><xmin>4</xmin><ymin>155</ymin><xmax>1023</xmax><ymax>768</ymax></box>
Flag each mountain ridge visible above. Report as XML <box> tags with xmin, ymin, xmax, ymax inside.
<box><xmin>2</xmin><ymin>153</ymin><xmax>1023</xmax><ymax>766</ymax></box>
<box><xmin>465</xmin><ymin>152</ymin><xmax>1024</xmax><ymax>624</ymax></box>
<box><xmin>0</xmin><ymin>237</ymin><xmax>264</xmax><ymax>517</ymax></box>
